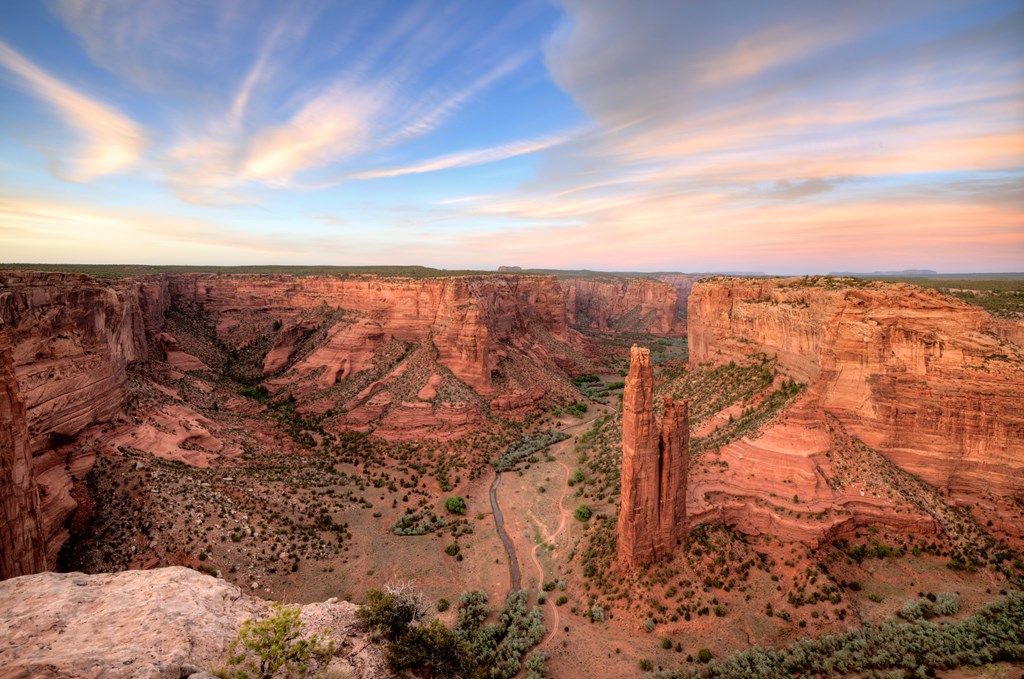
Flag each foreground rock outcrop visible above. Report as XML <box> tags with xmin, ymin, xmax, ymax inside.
<box><xmin>618</xmin><ymin>345</ymin><xmax>689</xmax><ymax>569</ymax></box>
<box><xmin>689</xmin><ymin>277</ymin><xmax>1024</xmax><ymax>501</ymax></box>
<box><xmin>0</xmin><ymin>566</ymin><xmax>385</xmax><ymax>679</ymax></box>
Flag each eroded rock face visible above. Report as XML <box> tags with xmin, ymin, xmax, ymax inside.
<box><xmin>0</xmin><ymin>566</ymin><xmax>387</xmax><ymax>679</ymax></box>
<box><xmin>618</xmin><ymin>346</ymin><xmax>689</xmax><ymax>569</ymax></box>
<box><xmin>689</xmin><ymin>277</ymin><xmax>1024</xmax><ymax>500</ymax></box>
<box><xmin>0</xmin><ymin>271</ymin><xmax>165</xmax><ymax>569</ymax></box>
<box><xmin>563</xmin><ymin>278</ymin><xmax>685</xmax><ymax>336</ymax></box>
<box><xmin>171</xmin><ymin>273</ymin><xmax>575</xmax><ymax>393</ymax></box>
<box><xmin>656</xmin><ymin>274</ymin><xmax>703</xmax><ymax>313</ymax></box>
<box><xmin>0</xmin><ymin>329</ymin><xmax>46</xmax><ymax>580</ymax></box>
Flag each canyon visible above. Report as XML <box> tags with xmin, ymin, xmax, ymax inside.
<box><xmin>1</xmin><ymin>267</ymin><xmax>1022</xmax><ymax>679</ymax></box>
<box><xmin>0</xmin><ymin>269</ymin><xmax>684</xmax><ymax>577</ymax></box>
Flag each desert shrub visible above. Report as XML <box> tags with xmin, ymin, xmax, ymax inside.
<box><xmin>494</xmin><ymin>431</ymin><xmax>570</xmax><ymax>472</ymax></box>
<box><xmin>525</xmin><ymin>650</ymin><xmax>548</xmax><ymax>679</ymax></box>
<box><xmin>934</xmin><ymin>592</ymin><xmax>960</xmax><ymax>616</ymax></box>
<box><xmin>698</xmin><ymin>648</ymin><xmax>714</xmax><ymax>664</ymax></box>
<box><xmin>219</xmin><ymin>603</ymin><xmax>333</xmax><ymax>679</ymax></box>
<box><xmin>574</xmin><ymin>504</ymin><xmax>593</xmax><ymax>522</ymax></box>
<box><xmin>445</xmin><ymin>544</ymin><xmax>460</xmax><ymax>557</ymax></box>
<box><xmin>651</xmin><ymin>592</ymin><xmax>1024</xmax><ymax>679</ymax></box>
<box><xmin>238</xmin><ymin>386</ymin><xmax>269</xmax><ymax>403</ymax></box>
<box><xmin>387</xmin><ymin>619</ymin><xmax>473</xmax><ymax>677</ymax></box>
<box><xmin>445</xmin><ymin>496</ymin><xmax>467</xmax><ymax>515</ymax></box>
<box><xmin>358</xmin><ymin>583</ymin><xmax>431</xmax><ymax>640</ymax></box>
<box><xmin>456</xmin><ymin>589</ymin><xmax>545</xmax><ymax>679</ymax></box>
<box><xmin>391</xmin><ymin>511</ymin><xmax>447</xmax><ymax>536</ymax></box>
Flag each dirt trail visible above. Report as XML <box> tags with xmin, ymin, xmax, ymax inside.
<box><xmin>527</xmin><ymin>409</ymin><xmax>612</xmax><ymax>650</ymax></box>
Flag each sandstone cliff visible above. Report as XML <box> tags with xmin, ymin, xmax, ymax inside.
<box><xmin>563</xmin><ymin>278</ymin><xmax>685</xmax><ymax>336</ymax></box>
<box><xmin>0</xmin><ymin>566</ymin><xmax>386</xmax><ymax>678</ymax></box>
<box><xmin>688</xmin><ymin>277</ymin><xmax>1024</xmax><ymax>500</ymax></box>
<box><xmin>618</xmin><ymin>345</ymin><xmax>689</xmax><ymax>569</ymax></box>
<box><xmin>0</xmin><ymin>271</ymin><xmax>164</xmax><ymax>568</ymax></box>
<box><xmin>656</xmin><ymin>274</ymin><xmax>702</xmax><ymax>313</ymax></box>
<box><xmin>171</xmin><ymin>273</ymin><xmax>575</xmax><ymax>393</ymax></box>
<box><xmin>0</xmin><ymin>329</ymin><xmax>46</xmax><ymax>580</ymax></box>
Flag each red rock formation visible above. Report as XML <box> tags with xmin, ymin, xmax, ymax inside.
<box><xmin>0</xmin><ymin>271</ymin><xmax>164</xmax><ymax>571</ymax></box>
<box><xmin>655</xmin><ymin>274</ymin><xmax>703</xmax><ymax>315</ymax></box>
<box><xmin>563</xmin><ymin>278</ymin><xmax>685</xmax><ymax>336</ymax></box>
<box><xmin>0</xmin><ymin>329</ymin><xmax>46</xmax><ymax>580</ymax></box>
<box><xmin>157</xmin><ymin>333</ymin><xmax>209</xmax><ymax>372</ymax></box>
<box><xmin>618</xmin><ymin>345</ymin><xmax>689</xmax><ymax>569</ymax></box>
<box><xmin>171</xmin><ymin>273</ymin><xmax>576</xmax><ymax>393</ymax></box>
<box><xmin>689</xmin><ymin>277</ymin><xmax>1024</xmax><ymax>500</ymax></box>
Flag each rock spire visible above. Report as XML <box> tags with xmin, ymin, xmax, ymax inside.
<box><xmin>617</xmin><ymin>345</ymin><xmax>689</xmax><ymax>569</ymax></box>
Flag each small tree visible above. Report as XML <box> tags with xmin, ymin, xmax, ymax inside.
<box><xmin>574</xmin><ymin>504</ymin><xmax>592</xmax><ymax>522</ymax></box>
<box><xmin>445</xmin><ymin>496</ymin><xmax>467</xmax><ymax>515</ymax></box>
<box><xmin>222</xmin><ymin>603</ymin><xmax>333</xmax><ymax>679</ymax></box>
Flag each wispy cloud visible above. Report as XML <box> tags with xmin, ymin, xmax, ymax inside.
<box><xmin>0</xmin><ymin>40</ymin><xmax>145</xmax><ymax>181</ymax></box>
<box><xmin>350</xmin><ymin>130</ymin><xmax>578</xmax><ymax>180</ymax></box>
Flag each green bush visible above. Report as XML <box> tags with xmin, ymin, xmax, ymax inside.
<box><xmin>574</xmin><ymin>504</ymin><xmax>593</xmax><ymax>522</ymax></box>
<box><xmin>388</xmin><ymin>619</ymin><xmax>473</xmax><ymax>677</ymax></box>
<box><xmin>698</xmin><ymin>648</ymin><xmax>714</xmax><ymax>664</ymax></box>
<box><xmin>525</xmin><ymin>650</ymin><xmax>548</xmax><ymax>679</ymax></box>
<box><xmin>444</xmin><ymin>544</ymin><xmax>460</xmax><ymax>557</ymax></box>
<box><xmin>357</xmin><ymin>585</ymin><xmax>430</xmax><ymax>641</ymax></box>
<box><xmin>659</xmin><ymin>592</ymin><xmax>1024</xmax><ymax>679</ymax></box>
<box><xmin>445</xmin><ymin>496</ymin><xmax>467</xmax><ymax>515</ymax></box>
<box><xmin>238</xmin><ymin>386</ymin><xmax>269</xmax><ymax>403</ymax></box>
<box><xmin>219</xmin><ymin>603</ymin><xmax>333</xmax><ymax>679</ymax></box>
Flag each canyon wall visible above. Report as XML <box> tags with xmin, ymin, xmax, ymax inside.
<box><xmin>618</xmin><ymin>345</ymin><xmax>689</xmax><ymax>569</ymax></box>
<box><xmin>563</xmin><ymin>278</ymin><xmax>685</xmax><ymax>336</ymax></box>
<box><xmin>0</xmin><ymin>329</ymin><xmax>46</xmax><ymax>580</ymax></box>
<box><xmin>0</xmin><ymin>272</ymin><xmax>168</xmax><ymax>568</ymax></box>
<box><xmin>655</xmin><ymin>274</ymin><xmax>702</xmax><ymax>313</ymax></box>
<box><xmin>170</xmin><ymin>273</ymin><xmax>575</xmax><ymax>393</ymax></box>
<box><xmin>689</xmin><ymin>277</ymin><xmax>1024</xmax><ymax>499</ymax></box>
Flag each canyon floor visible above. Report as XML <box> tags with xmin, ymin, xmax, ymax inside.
<box><xmin>58</xmin><ymin>332</ymin><xmax>1023</xmax><ymax>678</ymax></box>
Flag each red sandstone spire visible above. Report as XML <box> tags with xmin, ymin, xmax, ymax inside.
<box><xmin>617</xmin><ymin>345</ymin><xmax>689</xmax><ymax>569</ymax></box>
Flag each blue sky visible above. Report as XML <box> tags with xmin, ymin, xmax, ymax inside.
<box><xmin>0</xmin><ymin>0</ymin><xmax>1021</xmax><ymax>272</ymax></box>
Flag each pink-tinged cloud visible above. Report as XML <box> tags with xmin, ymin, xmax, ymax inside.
<box><xmin>0</xmin><ymin>40</ymin><xmax>145</xmax><ymax>181</ymax></box>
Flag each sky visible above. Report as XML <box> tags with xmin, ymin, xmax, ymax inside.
<box><xmin>0</xmin><ymin>0</ymin><xmax>1021</xmax><ymax>274</ymax></box>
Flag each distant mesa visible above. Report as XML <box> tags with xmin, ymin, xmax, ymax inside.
<box><xmin>617</xmin><ymin>345</ymin><xmax>689</xmax><ymax>570</ymax></box>
<box><xmin>828</xmin><ymin>269</ymin><xmax>938</xmax><ymax>277</ymax></box>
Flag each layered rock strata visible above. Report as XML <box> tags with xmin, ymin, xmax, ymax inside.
<box><xmin>689</xmin><ymin>277</ymin><xmax>1024</xmax><ymax>500</ymax></box>
<box><xmin>563</xmin><ymin>278</ymin><xmax>685</xmax><ymax>336</ymax></box>
<box><xmin>0</xmin><ymin>271</ymin><xmax>164</xmax><ymax>570</ymax></box>
<box><xmin>171</xmin><ymin>273</ymin><xmax>575</xmax><ymax>393</ymax></box>
<box><xmin>0</xmin><ymin>329</ymin><xmax>46</xmax><ymax>580</ymax></box>
<box><xmin>618</xmin><ymin>345</ymin><xmax>689</xmax><ymax>569</ymax></box>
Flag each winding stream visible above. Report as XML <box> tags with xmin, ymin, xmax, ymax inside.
<box><xmin>489</xmin><ymin>471</ymin><xmax>521</xmax><ymax>592</ymax></box>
